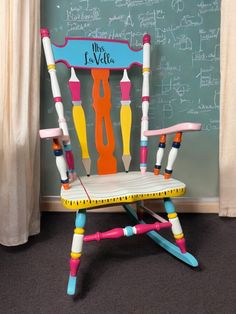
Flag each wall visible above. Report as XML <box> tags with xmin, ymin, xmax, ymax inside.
<box><xmin>40</xmin><ymin>0</ymin><xmax>220</xmax><ymax>198</ymax></box>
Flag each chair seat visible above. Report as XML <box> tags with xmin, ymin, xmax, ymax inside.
<box><xmin>61</xmin><ymin>171</ymin><xmax>186</xmax><ymax>210</ymax></box>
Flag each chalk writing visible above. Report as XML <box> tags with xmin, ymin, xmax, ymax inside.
<box><xmin>42</xmin><ymin>0</ymin><xmax>220</xmax><ymax>135</ymax></box>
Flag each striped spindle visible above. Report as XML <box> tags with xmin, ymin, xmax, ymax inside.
<box><xmin>67</xmin><ymin>210</ymin><xmax>86</xmax><ymax>295</ymax></box>
<box><xmin>154</xmin><ymin>135</ymin><xmax>166</xmax><ymax>175</ymax></box>
<box><xmin>52</xmin><ymin>139</ymin><xmax>69</xmax><ymax>190</ymax></box>
<box><xmin>69</xmin><ymin>68</ymin><xmax>91</xmax><ymax>176</ymax></box>
<box><xmin>164</xmin><ymin>198</ymin><xmax>186</xmax><ymax>253</ymax></box>
<box><xmin>84</xmin><ymin>221</ymin><xmax>171</xmax><ymax>242</ymax></box>
<box><xmin>120</xmin><ymin>69</ymin><xmax>132</xmax><ymax>172</ymax></box>
<box><xmin>40</xmin><ymin>28</ymin><xmax>76</xmax><ymax>181</ymax></box>
<box><xmin>140</xmin><ymin>34</ymin><xmax>151</xmax><ymax>174</ymax></box>
<box><xmin>164</xmin><ymin>132</ymin><xmax>182</xmax><ymax>179</ymax></box>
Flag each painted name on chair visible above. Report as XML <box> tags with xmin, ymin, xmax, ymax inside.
<box><xmin>52</xmin><ymin>38</ymin><xmax>143</xmax><ymax>69</ymax></box>
<box><xmin>84</xmin><ymin>42</ymin><xmax>115</xmax><ymax>66</ymax></box>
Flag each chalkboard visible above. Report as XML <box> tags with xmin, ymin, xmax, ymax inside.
<box><xmin>40</xmin><ymin>0</ymin><xmax>220</xmax><ymax>197</ymax></box>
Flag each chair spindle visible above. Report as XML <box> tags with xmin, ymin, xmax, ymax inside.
<box><xmin>52</xmin><ymin>138</ymin><xmax>69</xmax><ymax>190</ymax></box>
<box><xmin>140</xmin><ymin>34</ymin><xmax>151</xmax><ymax>174</ymax></box>
<box><xmin>164</xmin><ymin>132</ymin><xmax>182</xmax><ymax>179</ymax></box>
<box><xmin>40</xmin><ymin>29</ymin><xmax>76</xmax><ymax>180</ymax></box>
<box><xmin>120</xmin><ymin>69</ymin><xmax>132</xmax><ymax>172</ymax></box>
<box><xmin>154</xmin><ymin>134</ymin><xmax>166</xmax><ymax>175</ymax></box>
<box><xmin>69</xmin><ymin>68</ymin><xmax>91</xmax><ymax>176</ymax></box>
<box><xmin>91</xmin><ymin>68</ymin><xmax>117</xmax><ymax>174</ymax></box>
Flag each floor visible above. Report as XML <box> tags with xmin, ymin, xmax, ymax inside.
<box><xmin>1</xmin><ymin>212</ymin><xmax>235</xmax><ymax>314</ymax></box>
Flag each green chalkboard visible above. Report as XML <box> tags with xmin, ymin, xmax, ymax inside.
<box><xmin>40</xmin><ymin>0</ymin><xmax>220</xmax><ymax>197</ymax></box>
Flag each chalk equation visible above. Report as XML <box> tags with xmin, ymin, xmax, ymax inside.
<box><xmin>42</xmin><ymin>0</ymin><xmax>219</xmax><ymax>133</ymax></box>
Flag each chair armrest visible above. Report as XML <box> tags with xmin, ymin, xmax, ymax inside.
<box><xmin>144</xmin><ymin>122</ymin><xmax>202</xmax><ymax>137</ymax></box>
<box><xmin>39</xmin><ymin>128</ymin><xmax>63</xmax><ymax>139</ymax></box>
<box><xmin>39</xmin><ymin>127</ymin><xmax>70</xmax><ymax>189</ymax></box>
<box><xmin>146</xmin><ymin>122</ymin><xmax>202</xmax><ymax>179</ymax></box>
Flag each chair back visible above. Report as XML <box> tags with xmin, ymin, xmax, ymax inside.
<box><xmin>41</xmin><ymin>29</ymin><xmax>151</xmax><ymax>176</ymax></box>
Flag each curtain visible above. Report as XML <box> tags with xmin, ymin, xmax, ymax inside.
<box><xmin>0</xmin><ymin>0</ymin><xmax>41</xmax><ymax>245</ymax></box>
<box><xmin>220</xmin><ymin>0</ymin><xmax>236</xmax><ymax>217</ymax></box>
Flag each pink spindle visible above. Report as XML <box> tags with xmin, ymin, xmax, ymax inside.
<box><xmin>84</xmin><ymin>222</ymin><xmax>172</xmax><ymax>243</ymax></box>
<box><xmin>84</xmin><ymin>229</ymin><xmax>124</xmax><ymax>242</ymax></box>
<box><xmin>135</xmin><ymin>222</ymin><xmax>171</xmax><ymax>234</ymax></box>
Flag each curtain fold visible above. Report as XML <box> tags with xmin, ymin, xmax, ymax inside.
<box><xmin>0</xmin><ymin>0</ymin><xmax>41</xmax><ymax>245</ymax></box>
<box><xmin>220</xmin><ymin>0</ymin><xmax>236</xmax><ymax>217</ymax></box>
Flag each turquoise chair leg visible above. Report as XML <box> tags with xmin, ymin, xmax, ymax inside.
<box><xmin>123</xmin><ymin>203</ymin><xmax>198</xmax><ymax>267</ymax></box>
<box><xmin>67</xmin><ymin>210</ymin><xmax>87</xmax><ymax>296</ymax></box>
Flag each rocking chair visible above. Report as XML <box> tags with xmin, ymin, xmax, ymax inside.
<box><xmin>40</xmin><ymin>29</ymin><xmax>201</xmax><ymax>296</ymax></box>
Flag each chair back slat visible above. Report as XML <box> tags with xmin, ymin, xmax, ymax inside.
<box><xmin>69</xmin><ymin>68</ymin><xmax>91</xmax><ymax>175</ymax></box>
<box><xmin>91</xmin><ymin>68</ymin><xmax>117</xmax><ymax>174</ymax></box>
<box><xmin>51</xmin><ymin>38</ymin><xmax>143</xmax><ymax>69</ymax></box>
<box><xmin>41</xmin><ymin>29</ymin><xmax>151</xmax><ymax>176</ymax></box>
<box><xmin>120</xmin><ymin>70</ymin><xmax>132</xmax><ymax>172</ymax></box>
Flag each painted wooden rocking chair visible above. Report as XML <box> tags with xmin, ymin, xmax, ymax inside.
<box><xmin>40</xmin><ymin>29</ymin><xmax>201</xmax><ymax>296</ymax></box>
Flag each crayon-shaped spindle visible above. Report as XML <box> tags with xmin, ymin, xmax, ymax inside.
<box><xmin>164</xmin><ymin>132</ymin><xmax>182</xmax><ymax>179</ymax></box>
<box><xmin>154</xmin><ymin>134</ymin><xmax>166</xmax><ymax>175</ymax></box>
<box><xmin>140</xmin><ymin>34</ymin><xmax>151</xmax><ymax>174</ymax></box>
<box><xmin>120</xmin><ymin>69</ymin><xmax>132</xmax><ymax>172</ymax></box>
<box><xmin>69</xmin><ymin>67</ymin><xmax>91</xmax><ymax>176</ymax></box>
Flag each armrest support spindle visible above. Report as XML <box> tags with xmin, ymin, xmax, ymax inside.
<box><xmin>154</xmin><ymin>135</ymin><xmax>166</xmax><ymax>175</ymax></box>
<box><xmin>164</xmin><ymin>132</ymin><xmax>182</xmax><ymax>179</ymax></box>
<box><xmin>52</xmin><ymin>138</ymin><xmax>70</xmax><ymax>190</ymax></box>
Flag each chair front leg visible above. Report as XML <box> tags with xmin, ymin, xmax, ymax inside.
<box><xmin>163</xmin><ymin>198</ymin><xmax>186</xmax><ymax>253</ymax></box>
<box><xmin>67</xmin><ymin>210</ymin><xmax>86</xmax><ymax>296</ymax></box>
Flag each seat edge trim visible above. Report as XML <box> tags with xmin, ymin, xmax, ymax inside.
<box><xmin>61</xmin><ymin>187</ymin><xmax>186</xmax><ymax>210</ymax></box>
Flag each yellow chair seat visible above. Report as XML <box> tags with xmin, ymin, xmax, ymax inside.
<box><xmin>61</xmin><ymin>171</ymin><xmax>186</xmax><ymax>210</ymax></box>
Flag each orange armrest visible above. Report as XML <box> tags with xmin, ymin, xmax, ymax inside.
<box><xmin>144</xmin><ymin>122</ymin><xmax>202</xmax><ymax>137</ymax></box>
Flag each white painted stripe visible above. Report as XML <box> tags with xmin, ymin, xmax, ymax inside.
<box><xmin>61</xmin><ymin>172</ymin><xmax>185</xmax><ymax>201</ymax></box>
<box><xmin>169</xmin><ymin>217</ymin><xmax>183</xmax><ymax>235</ymax></box>
<box><xmin>71</xmin><ymin>234</ymin><xmax>84</xmax><ymax>253</ymax></box>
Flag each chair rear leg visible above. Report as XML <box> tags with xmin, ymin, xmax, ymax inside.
<box><xmin>163</xmin><ymin>198</ymin><xmax>186</xmax><ymax>253</ymax></box>
<box><xmin>67</xmin><ymin>210</ymin><xmax>86</xmax><ymax>296</ymax></box>
<box><xmin>136</xmin><ymin>201</ymin><xmax>144</xmax><ymax>220</ymax></box>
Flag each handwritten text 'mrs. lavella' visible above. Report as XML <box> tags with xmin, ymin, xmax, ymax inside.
<box><xmin>84</xmin><ymin>42</ymin><xmax>115</xmax><ymax>65</ymax></box>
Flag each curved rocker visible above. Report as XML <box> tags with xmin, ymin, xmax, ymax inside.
<box><xmin>123</xmin><ymin>204</ymin><xmax>198</xmax><ymax>267</ymax></box>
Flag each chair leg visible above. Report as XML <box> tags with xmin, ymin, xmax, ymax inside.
<box><xmin>67</xmin><ymin>210</ymin><xmax>86</xmax><ymax>296</ymax></box>
<box><xmin>163</xmin><ymin>198</ymin><xmax>186</xmax><ymax>253</ymax></box>
<box><xmin>136</xmin><ymin>201</ymin><xmax>144</xmax><ymax>220</ymax></box>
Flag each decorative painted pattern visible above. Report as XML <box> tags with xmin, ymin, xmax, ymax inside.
<box><xmin>92</xmin><ymin>68</ymin><xmax>117</xmax><ymax>174</ymax></box>
<box><xmin>61</xmin><ymin>171</ymin><xmax>186</xmax><ymax>210</ymax></box>
<box><xmin>51</xmin><ymin>37</ymin><xmax>143</xmax><ymax>69</ymax></box>
<box><xmin>69</xmin><ymin>68</ymin><xmax>91</xmax><ymax>175</ymax></box>
<box><xmin>120</xmin><ymin>69</ymin><xmax>132</xmax><ymax>172</ymax></box>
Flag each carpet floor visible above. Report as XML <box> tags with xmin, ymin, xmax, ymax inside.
<box><xmin>0</xmin><ymin>212</ymin><xmax>235</xmax><ymax>314</ymax></box>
